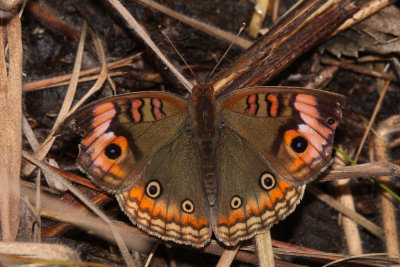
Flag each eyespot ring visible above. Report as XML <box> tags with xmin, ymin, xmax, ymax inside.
<box><xmin>230</xmin><ymin>196</ymin><xmax>242</xmax><ymax>210</ymax></box>
<box><xmin>181</xmin><ymin>199</ymin><xmax>195</xmax><ymax>214</ymax></box>
<box><xmin>145</xmin><ymin>180</ymin><xmax>162</xmax><ymax>199</ymax></box>
<box><xmin>260</xmin><ymin>172</ymin><xmax>276</xmax><ymax>191</ymax></box>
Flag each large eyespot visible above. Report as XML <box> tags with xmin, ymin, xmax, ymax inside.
<box><xmin>327</xmin><ymin>117</ymin><xmax>335</xmax><ymax>125</ymax></box>
<box><xmin>230</xmin><ymin>196</ymin><xmax>242</xmax><ymax>210</ymax></box>
<box><xmin>181</xmin><ymin>199</ymin><xmax>195</xmax><ymax>214</ymax></box>
<box><xmin>145</xmin><ymin>180</ymin><xmax>162</xmax><ymax>199</ymax></box>
<box><xmin>105</xmin><ymin>143</ymin><xmax>122</xmax><ymax>159</ymax></box>
<box><xmin>260</xmin><ymin>172</ymin><xmax>276</xmax><ymax>191</ymax></box>
<box><xmin>290</xmin><ymin>136</ymin><xmax>308</xmax><ymax>153</ymax></box>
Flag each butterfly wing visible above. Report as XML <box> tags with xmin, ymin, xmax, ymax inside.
<box><xmin>116</xmin><ymin>129</ymin><xmax>212</xmax><ymax>247</ymax></box>
<box><xmin>68</xmin><ymin>92</ymin><xmax>188</xmax><ymax>192</ymax></box>
<box><xmin>219</xmin><ymin>87</ymin><xmax>345</xmax><ymax>185</ymax></box>
<box><xmin>212</xmin><ymin>126</ymin><xmax>305</xmax><ymax>246</ymax></box>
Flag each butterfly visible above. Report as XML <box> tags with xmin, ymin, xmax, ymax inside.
<box><xmin>68</xmin><ymin>82</ymin><xmax>344</xmax><ymax>247</ymax></box>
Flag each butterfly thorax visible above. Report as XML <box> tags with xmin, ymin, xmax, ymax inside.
<box><xmin>190</xmin><ymin>82</ymin><xmax>219</xmax><ymax>205</ymax></box>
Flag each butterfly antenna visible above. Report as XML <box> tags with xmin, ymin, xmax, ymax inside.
<box><xmin>160</xmin><ymin>27</ymin><xmax>199</xmax><ymax>84</ymax></box>
<box><xmin>208</xmin><ymin>23</ymin><xmax>246</xmax><ymax>80</ymax></box>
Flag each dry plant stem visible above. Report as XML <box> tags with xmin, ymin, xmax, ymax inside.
<box><xmin>21</xmin><ymin>151</ymin><xmax>136</xmax><ymax>267</ymax></box>
<box><xmin>23</xmin><ymin>23</ymin><xmax>109</xmax><ymax>177</ymax></box>
<box><xmin>21</xmin><ymin>21</ymin><xmax>87</xmax><ymax>176</ymax></box>
<box><xmin>211</xmin><ymin>0</ymin><xmax>357</xmax><ymax>95</ymax></box>
<box><xmin>34</xmin><ymin>171</ymin><xmax>41</xmax><ymax>243</ymax></box>
<box><xmin>331</xmin><ymin>0</ymin><xmax>391</xmax><ymax>36</ymax></box>
<box><xmin>107</xmin><ymin>0</ymin><xmax>193</xmax><ymax>91</ymax></box>
<box><xmin>320</xmin><ymin>57</ymin><xmax>397</xmax><ymax>81</ymax></box>
<box><xmin>216</xmin><ymin>245</ymin><xmax>240</xmax><ymax>267</ymax></box>
<box><xmin>354</xmin><ymin>80</ymin><xmax>390</xmax><ymax>162</ymax></box>
<box><xmin>136</xmin><ymin>0</ymin><xmax>252</xmax><ymax>49</ymax></box>
<box><xmin>332</xmin><ymin>147</ymin><xmax>362</xmax><ymax>255</ymax></box>
<box><xmin>307</xmin><ymin>185</ymin><xmax>384</xmax><ymax>239</ymax></box>
<box><xmin>0</xmin><ymin>15</ymin><xmax>22</xmax><ymax>241</ymax></box>
<box><xmin>248</xmin><ymin>0</ymin><xmax>270</xmax><ymax>38</ymax></box>
<box><xmin>319</xmin><ymin>162</ymin><xmax>400</xmax><ymax>181</ymax></box>
<box><xmin>374</xmin><ymin>115</ymin><xmax>400</xmax><ymax>258</ymax></box>
<box><xmin>23</xmin><ymin>54</ymin><xmax>140</xmax><ymax>92</ymax></box>
<box><xmin>255</xmin><ymin>231</ymin><xmax>275</xmax><ymax>267</ymax></box>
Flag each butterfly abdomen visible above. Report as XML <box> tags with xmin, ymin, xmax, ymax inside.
<box><xmin>191</xmin><ymin>83</ymin><xmax>219</xmax><ymax>205</ymax></box>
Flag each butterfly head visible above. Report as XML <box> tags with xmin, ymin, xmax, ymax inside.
<box><xmin>192</xmin><ymin>82</ymin><xmax>214</xmax><ymax>96</ymax></box>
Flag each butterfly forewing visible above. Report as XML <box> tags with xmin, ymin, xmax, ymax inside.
<box><xmin>69</xmin><ymin>92</ymin><xmax>189</xmax><ymax>192</ymax></box>
<box><xmin>219</xmin><ymin>87</ymin><xmax>345</xmax><ymax>185</ymax></box>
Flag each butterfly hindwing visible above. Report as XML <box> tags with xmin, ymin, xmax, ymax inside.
<box><xmin>212</xmin><ymin>126</ymin><xmax>305</xmax><ymax>246</ymax></box>
<box><xmin>68</xmin><ymin>92</ymin><xmax>189</xmax><ymax>192</ymax></box>
<box><xmin>219</xmin><ymin>87</ymin><xmax>345</xmax><ymax>185</ymax></box>
<box><xmin>116</xmin><ymin>130</ymin><xmax>212</xmax><ymax>247</ymax></box>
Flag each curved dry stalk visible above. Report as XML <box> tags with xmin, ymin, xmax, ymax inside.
<box><xmin>373</xmin><ymin>115</ymin><xmax>400</xmax><ymax>258</ymax></box>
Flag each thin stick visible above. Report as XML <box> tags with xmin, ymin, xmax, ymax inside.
<box><xmin>107</xmin><ymin>0</ymin><xmax>193</xmax><ymax>91</ymax></box>
<box><xmin>308</xmin><ymin>185</ymin><xmax>385</xmax><ymax>239</ymax></box>
<box><xmin>354</xmin><ymin>79</ymin><xmax>390</xmax><ymax>162</ymax></box>
<box><xmin>136</xmin><ymin>0</ymin><xmax>253</xmax><ymax>49</ymax></box>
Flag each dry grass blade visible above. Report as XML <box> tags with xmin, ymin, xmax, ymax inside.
<box><xmin>22</xmin><ymin>151</ymin><xmax>136</xmax><ymax>266</ymax></box>
<box><xmin>322</xmin><ymin>252</ymin><xmax>400</xmax><ymax>267</ymax></box>
<box><xmin>307</xmin><ymin>185</ymin><xmax>385</xmax><ymax>239</ymax></box>
<box><xmin>23</xmin><ymin>54</ymin><xmax>139</xmax><ymax>92</ymax></box>
<box><xmin>0</xmin><ymin>15</ymin><xmax>22</xmax><ymax>241</ymax></box>
<box><xmin>354</xmin><ymin>79</ymin><xmax>390</xmax><ymax>162</ymax></box>
<box><xmin>107</xmin><ymin>0</ymin><xmax>193</xmax><ymax>91</ymax></box>
<box><xmin>22</xmin><ymin>21</ymin><xmax>88</xmax><ymax>176</ymax></box>
<box><xmin>136</xmin><ymin>0</ymin><xmax>253</xmax><ymax>49</ymax></box>
<box><xmin>20</xmin><ymin>182</ymin><xmax>154</xmax><ymax>254</ymax></box>
<box><xmin>66</xmin><ymin>26</ymin><xmax>109</xmax><ymax>117</ymax></box>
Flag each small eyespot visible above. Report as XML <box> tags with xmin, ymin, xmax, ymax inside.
<box><xmin>230</xmin><ymin>196</ymin><xmax>242</xmax><ymax>210</ymax></box>
<box><xmin>145</xmin><ymin>180</ymin><xmax>162</xmax><ymax>199</ymax></box>
<box><xmin>327</xmin><ymin>117</ymin><xmax>335</xmax><ymax>125</ymax></box>
<box><xmin>181</xmin><ymin>199</ymin><xmax>195</xmax><ymax>214</ymax></box>
<box><xmin>105</xmin><ymin>143</ymin><xmax>122</xmax><ymax>159</ymax></box>
<box><xmin>260</xmin><ymin>173</ymin><xmax>276</xmax><ymax>191</ymax></box>
<box><xmin>290</xmin><ymin>136</ymin><xmax>308</xmax><ymax>153</ymax></box>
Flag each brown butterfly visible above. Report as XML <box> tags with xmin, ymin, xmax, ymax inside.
<box><xmin>68</xmin><ymin>82</ymin><xmax>344</xmax><ymax>247</ymax></box>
